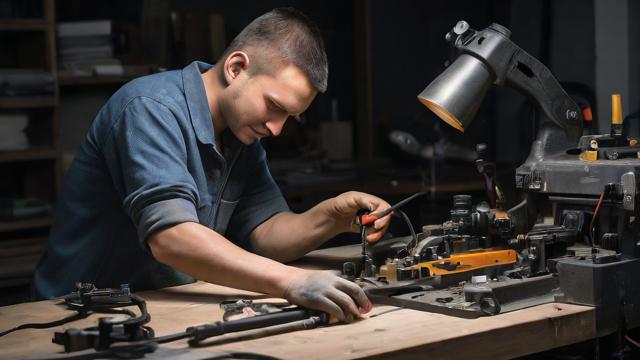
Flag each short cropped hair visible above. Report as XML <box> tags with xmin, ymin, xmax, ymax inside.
<box><xmin>219</xmin><ymin>7</ymin><xmax>328</xmax><ymax>93</ymax></box>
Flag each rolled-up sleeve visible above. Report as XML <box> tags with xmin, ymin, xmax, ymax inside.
<box><xmin>226</xmin><ymin>146</ymin><xmax>289</xmax><ymax>249</ymax></box>
<box><xmin>101</xmin><ymin>96</ymin><xmax>200</xmax><ymax>251</ymax></box>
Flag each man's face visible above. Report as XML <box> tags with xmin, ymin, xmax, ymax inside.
<box><xmin>218</xmin><ymin>62</ymin><xmax>318</xmax><ymax>145</ymax></box>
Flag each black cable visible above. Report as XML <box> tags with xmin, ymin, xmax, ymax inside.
<box><xmin>388</xmin><ymin>192</ymin><xmax>428</xmax><ymax>214</ymax></box>
<box><xmin>24</xmin><ymin>342</ymin><xmax>158</xmax><ymax>360</ymax></box>
<box><xmin>13</xmin><ymin>301</ymin><xmax>304</xmax><ymax>359</ymax></box>
<box><xmin>201</xmin><ymin>352</ymin><xmax>282</xmax><ymax>360</ymax></box>
<box><xmin>28</xmin><ymin>346</ymin><xmax>283</xmax><ymax>360</ymax></box>
<box><xmin>0</xmin><ymin>312</ymin><xmax>87</xmax><ymax>337</ymax></box>
<box><xmin>10</xmin><ymin>284</ymin><xmax>291</xmax><ymax>360</ymax></box>
<box><xmin>1</xmin><ymin>290</ymin><xmax>145</xmax><ymax>338</ymax></box>
<box><xmin>507</xmin><ymin>198</ymin><xmax>527</xmax><ymax>214</ymax></box>
<box><xmin>395</xmin><ymin>209</ymin><xmax>418</xmax><ymax>256</ymax></box>
<box><xmin>153</xmin><ymin>330</ymin><xmax>192</xmax><ymax>344</ymax></box>
<box><xmin>28</xmin><ymin>331</ymin><xmax>190</xmax><ymax>360</ymax></box>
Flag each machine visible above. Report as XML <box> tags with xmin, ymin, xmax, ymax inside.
<box><xmin>357</xmin><ymin>20</ymin><xmax>640</xmax><ymax>339</ymax></box>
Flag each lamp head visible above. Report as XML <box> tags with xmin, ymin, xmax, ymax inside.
<box><xmin>418</xmin><ymin>54</ymin><xmax>493</xmax><ymax>133</ymax></box>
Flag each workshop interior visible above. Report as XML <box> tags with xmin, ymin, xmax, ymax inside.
<box><xmin>1</xmin><ymin>0</ymin><xmax>640</xmax><ymax>359</ymax></box>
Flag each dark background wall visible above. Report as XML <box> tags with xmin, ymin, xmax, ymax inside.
<box><xmin>55</xmin><ymin>0</ymin><xmax>600</xmax><ymax>170</ymax></box>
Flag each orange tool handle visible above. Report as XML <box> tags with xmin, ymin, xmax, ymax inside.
<box><xmin>359</xmin><ymin>214</ymin><xmax>380</xmax><ymax>226</ymax></box>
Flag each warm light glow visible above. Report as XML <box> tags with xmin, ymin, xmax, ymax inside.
<box><xmin>418</xmin><ymin>96</ymin><xmax>465</xmax><ymax>132</ymax></box>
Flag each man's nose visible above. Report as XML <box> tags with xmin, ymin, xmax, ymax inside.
<box><xmin>264</xmin><ymin>116</ymin><xmax>288</xmax><ymax>136</ymax></box>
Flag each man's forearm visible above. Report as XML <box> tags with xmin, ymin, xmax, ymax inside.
<box><xmin>251</xmin><ymin>199</ymin><xmax>350</xmax><ymax>262</ymax></box>
<box><xmin>251</xmin><ymin>191</ymin><xmax>391</xmax><ymax>263</ymax></box>
<box><xmin>148</xmin><ymin>222</ymin><xmax>306</xmax><ymax>297</ymax></box>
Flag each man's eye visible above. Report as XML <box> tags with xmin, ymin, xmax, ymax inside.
<box><xmin>268</xmin><ymin>102</ymin><xmax>285</xmax><ymax>113</ymax></box>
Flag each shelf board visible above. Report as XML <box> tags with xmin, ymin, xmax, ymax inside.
<box><xmin>0</xmin><ymin>19</ymin><xmax>48</xmax><ymax>31</ymax></box>
<box><xmin>0</xmin><ymin>236</ymin><xmax>47</xmax><ymax>258</ymax></box>
<box><xmin>58</xmin><ymin>75</ymin><xmax>137</xmax><ymax>86</ymax></box>
<box><xmin>0</xmin><ymin>254</ymin><xmax>41</xmax><ymax>282</ymax></box>
<box><xmin>0</xmin><ymin>276</ymin><xmax>32</xmax><ymax>288</ymax></box>
<box><xmin>0</xmin><ymin>147</ymin><xmax>58</xmax><ymax>163</ymax></box>
<box><xmin>0</xmin><ymin>217</ymin><xmax>52</xmax><ymax>232</ymax></box>
<box><xmin>0</xmin><ymin>237</ymin><xmax>46</xmax><ymax>287</ymax></box>
<box><xmin>0</xmin><ymin>96</ymin><xmax>57</xmax><ymax>109</ymax></box>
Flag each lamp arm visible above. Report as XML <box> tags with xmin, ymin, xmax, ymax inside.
<box><xmin>503</xmin><ymin>47</ymin><xmax>583</xmax><ymax>141</ymax></box>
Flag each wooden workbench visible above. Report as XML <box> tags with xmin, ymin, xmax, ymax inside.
<box><xmin>0</xmin><ymin>246</ymin><xmax>596</xmax><ymax>360</ymax></box>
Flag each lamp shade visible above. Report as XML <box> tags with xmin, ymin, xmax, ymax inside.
<box><xmin>418</xmin><ymin>54</ymin><xmax>493</xmax><ymax>132</ymax></box>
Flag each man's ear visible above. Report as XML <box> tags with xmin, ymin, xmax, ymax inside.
<box><xmin>222</xmin><ymin>51</ymin><xmax>250</xmax><ymax>85</ymax></box>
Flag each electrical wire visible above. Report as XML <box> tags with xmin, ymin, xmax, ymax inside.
<box><xmin>25</xmin><ymin>342</ymin><xmax>158</xmax><ymax>360</ymax></box>
<box><xmin>0</xmin><ymin>312</ymin><xmax>86</xmax><ymax>337</ymax></box>
<box><xmin>9</xmin><ymin>284</ymin><xmax>292</xmax><ymax>360</ymax></box>
<box><xmin>201</xmin><ymin>352</ymin><xmax>282</xmax><ymax>360</ymax></box>
<box><xmin>153</xmin><ymin>330</ymin><xmax>192</xmax><ymax>344</ymax></box>
<box><xmin>395</xmin><ymin>209</ymin><xmax>418</xmax><ymax>257</ymax></box>
<box><xmin>625</xmin><ymin>335</ymin><xmax>640</xmax><ymax>348</ymax></box>
<box><xmin>28</xmin><ymin>344</ymin><xmax>282</xmax><ymax>360</ymax></box>
<box><xmin>589</xmin><ymin>190</ymin><xmax>606</xmax><ymax>245</ymax></box>
<box><xmin>0</xmin><ymin>307</ymin><xmax>141</xmax><ymax>338</ymax></box>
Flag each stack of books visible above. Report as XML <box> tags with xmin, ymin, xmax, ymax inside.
<box><xmin>0</xmin><ymin>69</ymin><xmax>54</xmax><ymax>96</ymax></box>
<box><xmin>57</xmin><ymin>20</ymin><xmax>123</xmax><ymax>77</ymax></box>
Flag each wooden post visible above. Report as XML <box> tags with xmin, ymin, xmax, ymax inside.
<box><xmin>354</xmin><ymin>0</ymin><xmax>373</xmax><ymax>163</ymax></box>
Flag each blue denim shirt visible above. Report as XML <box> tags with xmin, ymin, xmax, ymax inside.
<box><xmin>33</xmin><ymin>61</ymin><xmax>289</xmax><ymax>298</ymax></box>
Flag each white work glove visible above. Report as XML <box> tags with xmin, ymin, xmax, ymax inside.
<box><xmin>283</xmin><ymin>270</ymin><xmax>372</xmax><ymax>323</ymax></box>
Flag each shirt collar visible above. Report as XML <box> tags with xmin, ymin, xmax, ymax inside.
<box><xmin>182</xmin><ymin>61</ymin><xmax>216</xmax><ymax>146</ymax></box>
<box><xmin>181</xmin><ymin>61</ymin><xmax>243</xmax><ymax>157</ymax></box>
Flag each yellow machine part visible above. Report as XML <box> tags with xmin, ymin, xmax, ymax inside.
<box><xmin>411</xmin><ymin>249</ymin><xmax>517</xmax><ymax>277</ymax></box>
<box><xmin>612</xmin><ymin>94</ymin><xmax>622</xmax><ymax>125</ymax></box>
<box><xmin>579</xmin><ymin>150</ymin><xmax>598</xmax><ymax>161</ymax></box>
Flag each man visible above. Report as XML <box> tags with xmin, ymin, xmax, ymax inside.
<box><xmin>33</xmin><ymin>8</ymin><xmax>391</xmax><ymax>323</ymax></box>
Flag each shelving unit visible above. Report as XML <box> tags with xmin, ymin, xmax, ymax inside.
<box><xmin>0</xmin><ymin>0</ymin><xmax>59</xmax><ymax>292</ymax></box>
<box><xmin>0</xmin><ymin>147</ymin><xmax>58</xmax><ymax>163</ymax></box>
<box><xmin>0</xmin><ymin>96</ymin><xmax>57</xmax><ymax>108</ymax></box>
<box><xmin>0</xmin><ymin>218</ymin><xmax>53</xmax><ymax>232</ymax></box>
<box><xmin>0</xmin><ymin>19</ymin><xmax>48</xmax><ymax>31</ymax></box>
<box><xmin>58</xmin><ymin>74</ymin><xmax>138</xmax><ymax>86</ymax></box>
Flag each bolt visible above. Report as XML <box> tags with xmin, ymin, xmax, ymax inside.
<box><xmin>454</xmin><ymin>20</ymin><xmax>470</xmax><ymax>35</ymax></box>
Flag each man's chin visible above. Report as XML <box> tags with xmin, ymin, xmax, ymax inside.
<box><xmin>230</xmin><ymin>127</ymin><xmax>262</xmax><ymax>145</ymax></box>
<box><xmin>239</xmin><ymin>134</ymin><xmax>259</xmax><ymax>145</ymax></box>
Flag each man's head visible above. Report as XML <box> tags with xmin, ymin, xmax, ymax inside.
<box><xmin>212</xmin><ymin>8</ymin><xmax>328</xmax><ymax>145</ymax></box>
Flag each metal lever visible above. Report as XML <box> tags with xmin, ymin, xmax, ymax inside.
<box><xmin>475</xmin><ymin>143</ymin><xmax>498</xmax><ymax>208</ymax></box>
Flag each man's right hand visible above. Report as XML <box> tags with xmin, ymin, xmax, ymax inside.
<box><xmin>283</xmin><ymin>270</ymin><xmax>372</xmax><ymax>323</ymax></box>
